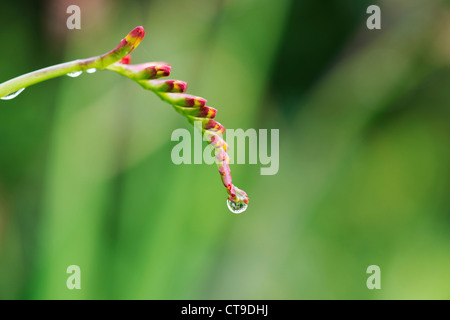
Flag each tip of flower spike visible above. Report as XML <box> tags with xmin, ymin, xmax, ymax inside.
<box><xmin>100</xmin><ymin>26</ymin><xmax>146</xmax><ymax>67</ymax></box>
<box><xmin>229</xmin><ymin>186</ymin><xmax>249</xmax><ymax>205</ymax></box>
<box><xmin>131</xmin><ymin>26</ymin><xmax>145</xmax><ymax>36</ymax></box>
<box><xmin>126</xmin><ymin>26</ymin><xmax>145</xmax><ymax>45</ymax></box>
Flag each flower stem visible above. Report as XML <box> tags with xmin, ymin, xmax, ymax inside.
<box><xmin>0</xmin><ymin>26</ymin><xmax>145</xmax><ymax>99</ymax></box>
<box><xmin>0</xmin><ymin>58</ymin><xmax>100</xmax><ymax>98</ymax></box>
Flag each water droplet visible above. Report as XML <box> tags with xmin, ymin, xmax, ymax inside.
<box><xmin>227</xmin><ymin>199</ymin><xmax>248</xmax><ymax>214</ymax></box>
<box><xmin>66</xmin><ymin>71</ymin><xmax>82</xmax><ymax>78</ymax></box>
<box><xmin>86</xmin><ymin>68</ymin><xmax>97</xmax><ymax>74</ymax></box>
<box><xmin>1</xmin><ymin>88</ymin><xmax>25</xmax><ymax>100</ymax></box>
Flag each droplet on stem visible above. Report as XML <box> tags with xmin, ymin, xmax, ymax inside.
<box><xmin>227</xmin><ymin>199</ymin><xmax>248</xmax><ymax>214</ymax></box>
<box><xmin>66</xmin><ymin>71</ymin><xmax>83</xmax><ymax>78</ymax></box>
<box><xmin>86</xmin><ymin>68</ymin><xmax>97</xmax><ymax>74</ymax></box>
<box><xmin>1</xmin><ymin>88</ymin><xmax>25</xmax><ymax>100</ymax></box>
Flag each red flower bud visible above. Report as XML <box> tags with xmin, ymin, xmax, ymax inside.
<box><xmin>121</xmin><ymin>55</ymin><xmax>132</xmax><ymax>64</ymax></box>
<box><xmin>100</xmin><ymin>26</ymin><xmax>145</xmax><ymax>67</ymax></box>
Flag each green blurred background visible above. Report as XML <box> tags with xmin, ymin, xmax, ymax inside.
<box><xmin>1</xmin><ymin>0</ymin><xmax>450</xmax><ymax>299</ymax></box>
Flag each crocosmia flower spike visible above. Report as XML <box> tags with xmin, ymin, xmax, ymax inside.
<box><xmin>0</xmin><ymin>26</ymin><xmax>249</xmax><ymax>213</ymax></box>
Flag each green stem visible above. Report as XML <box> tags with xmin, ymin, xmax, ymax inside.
<box><xmin>0</xmin><ymin>57</ymin><xmax>103</xmax><ymax>98</ymax></box>
<box><xmin>0</xmin><ymin>25</ymin><xmax>145</xmax><ymax>98</ymax></box>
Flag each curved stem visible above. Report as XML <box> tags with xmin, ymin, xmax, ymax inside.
<box><xmin>0</xmin><ymin>57</ymin><xmax>102</xmax><ymax>98</ymax></box>
<box><xmin>0</xmin><ymin>26</ymin><xmax>145</xmax><ymax>99</ymax></box>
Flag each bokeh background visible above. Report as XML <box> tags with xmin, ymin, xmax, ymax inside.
<box><xmin>1</xmin><ymin>0</ymin><xmax>450</xmax><ymax>299</ymax></box>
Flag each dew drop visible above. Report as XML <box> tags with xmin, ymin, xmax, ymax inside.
<box><xmin>86</xmin><ymin>68</ymin><xmax>97</xmax><ymax>74</ymax></box>
<box><xmin>66</xmin><ymin>71</ymin><xmax>82</xmax><ymax>78</ymax></box>
<box><xmin>1</xmin><ymin>88</ymin><xmax>25</xmax><ymax>100</ymax></box>
<box><xmin>227</xmin><ymin>199</ymin><xmax>248</xmax><ymax>214</ymax></box>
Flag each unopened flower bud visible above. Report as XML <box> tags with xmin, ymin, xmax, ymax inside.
<box><xmin>100</xmin><ymin>26</ymin><xmax>145</xmax><ymax>67</ymax></box>
<box><xmin>110</xmin><ymin>62</ymin><xmax>171</xmax><ymax>80</ymax></box>
<box><xmin>159</xmin><ymin>93</ymin><xmax>207</xmax><ymax>108</ymax></box>
<box><xmin>140</xmin><ymin>80</ymin><xmax>187</xmax><ymax>93</ymax></box>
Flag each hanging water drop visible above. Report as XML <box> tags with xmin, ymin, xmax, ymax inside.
<box><xmin>227</xmin><ymin>199</ymin><xmax>248</xmax><ymax>214</ymax></box>
<box><xmin>86</xmin><ymin>68</ymin><xmax>97</xmax><ymax>74</ymax></box>
<box><xmin>66</xmin><ymin>71</ymin><xmax>82</xmax><ymax>78</ymax></box>
<box><xmin>1</xmin><ymin>88</ymin><xmax>25</xmax><ymax>100</ymax></box>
